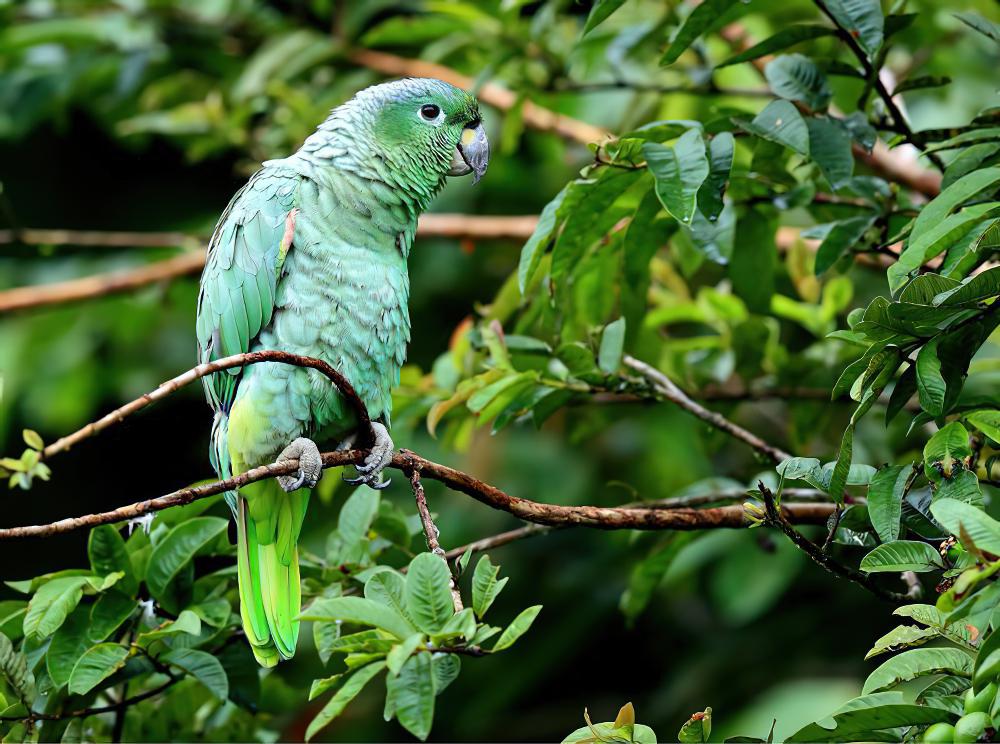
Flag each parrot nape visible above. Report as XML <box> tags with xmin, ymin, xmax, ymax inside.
<box><xmin>196</xmin><ymin>78</ymin><xmax>488</xmax><ymax>667</ymax></box>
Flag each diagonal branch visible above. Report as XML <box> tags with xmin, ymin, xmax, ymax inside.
<box><xmin>347</xmin><ymin>49</ymin><xmax>610</xmax><ymax>146</ymax></box>
<box><xmin>759</xmin><ymin>482</ymin><xmax>909</xmax><ymax>603</ymax></box>
<box><xmin>623</xmin><ymin>355</ymin><xmax>793</xmax><ymax>464</ymax></box>
<box><xmin>41</xmin><ymin>350</ymin><xmax>374</xmax><ymax>459</ymax></box>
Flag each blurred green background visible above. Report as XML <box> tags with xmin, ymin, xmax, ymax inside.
<box><xmin>1</xmin><ymin>0</ymin><xmax>998</xmax><ymax>740</ymax></box>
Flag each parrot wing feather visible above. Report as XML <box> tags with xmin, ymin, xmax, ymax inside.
<box><xmin>197</xmin><ymin>168</ymin><xmax>300</xmax><ymax>412</ymax></box>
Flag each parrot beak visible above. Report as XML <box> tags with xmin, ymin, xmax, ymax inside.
<box><xmin>449</xmin><ymin>121</ymin><xmax>489</xmax><ymax>183</ymax></box>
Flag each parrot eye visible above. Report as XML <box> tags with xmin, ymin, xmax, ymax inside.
<box><xmin>419</xmin><ymin>104</ymin><xmax>442</xmax><ymax>122</ymax></box>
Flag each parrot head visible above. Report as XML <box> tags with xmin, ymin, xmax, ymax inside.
<box><xmin>361</xmin><ymin>78</ymin><xmax>489</xmax><ymax>185</ymax></box>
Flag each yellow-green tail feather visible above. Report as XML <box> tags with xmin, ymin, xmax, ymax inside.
<box><xmin>235</xmin><ymin>477</ymin><xmax>309</xmax><ymax>667</ymax></box>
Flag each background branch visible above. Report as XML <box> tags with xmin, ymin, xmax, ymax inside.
<box><xmin>624</xmin><ymin>355</ymin><xmax>794</xmax><ymax>464</ymax></box>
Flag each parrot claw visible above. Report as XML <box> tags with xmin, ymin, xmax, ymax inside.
<box><xmin>344</xmin><ymin>422</ymin><xmax>394</xmax><ymax>490</ymax></box>
<box><xmin>275</xmin><ymin>437</ymin><xmax>323</xmax><ymax>492</ymax></box>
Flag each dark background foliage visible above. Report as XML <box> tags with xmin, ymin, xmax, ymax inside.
<box><xmin>1</xmin><ymin>0</ymin><xmax>999</xmax><ymax>741</ymax></box>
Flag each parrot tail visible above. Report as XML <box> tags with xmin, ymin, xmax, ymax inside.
<box><xmin>211</xmin><ymin>412</ymin><xmax>308</xmax><ymax>668</ymax></box>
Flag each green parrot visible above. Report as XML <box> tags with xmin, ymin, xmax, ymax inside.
<box><xmin>196</xmin><ymin>78</ymin><xmax>488</xmax><ymax>667</ymax></box>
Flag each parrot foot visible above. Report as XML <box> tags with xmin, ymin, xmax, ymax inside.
<box><xmin>343</xmin><ymin>422</ymin><xmax>394</xmax><ymax>490</ymax></box>
<box><xmin>275</xmin><ymin>437</ymin><xmax>323</xmax><ymax>492</ymax></box>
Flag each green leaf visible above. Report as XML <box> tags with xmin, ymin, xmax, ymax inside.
<box><xmin>138</xmin><ymin>609</ymin><xmax>203</xmax><ymax>643</ymax></box>
<box><xmin>145</xmin><ymin>516</ymin><xmax>227</xmax><ymax>599</ymax></box>
<box><xmin>765</xmin><ymin>54</ymin><xmax>831</xmax><ymax>110</ymax></box>
<box><xmin>889</xmin><ymin>168</ymin><xmax>1000</xmax><ymax>290</ymax></box>
<box><xmin>661</xmin><ymin>0</ymin><xmax>739</xmax><ymax>64</ymax></box>
<box><xmin>823</xmin><ymin>0</ymin><xmax>885</xmax><ymax>57</ymax></box>
<box><xmin>813</xmin><ymin>214</ymin><xmax>877</xmax><ymax>274</ymax></box>
<box><xmin>21</xmin><ymin>430</ymin><xmax>42</xmax><ymax>450</ymax></box>
<box><xmin>954</xmin><ymin>12</ymin><xmax>1000</xmax><ymax>43</ymax></box>
<box><xmin>306</xmin><ymin>661</ymin><xmax>386</xmax><ymax>741</ymax></box>
<box><xmin>806</xmin><ymin>117</ymin><xmax>855</xmax><ymax>190</ymax></box>
<box><xmin>313</xmin><ymin>620</ymin><xmax>341</xmax><ymax>666</ymax></box>
<box><xmin>865</xmin><ymin>625</ymin><xmax>939</xmax><ymax>659</ymax></box>
<box><xmin>679</xmin><ymin>707</ymin><xmax>712</xmax><ymax>742</ymax></box>
<box><xmin>0</xmin><ymin>633</ymin><xmax>33</xmax><ymax>706</ymax></box>
<box><xmin>364</xmin><ymin>570</ymin><xmax>413</xmax><ymax>625</ymax></box>
<box><xmin>436</xmin><ymin>607</ymin><xmax>476</xmax><ymax>642</ymax></box>
<box><xmin>862</xmin><ymin>648</ymin><xmax>973</xmax><ymax>694</ymax></box>
<box><xmin>46</xmin><ymin>608</ymin><xmax>91</xmax><ymax>689</ymax></box>
<box><xmin>338</xmin><ymin>487</ymin><xmax>380</xmax><ymax>545</ymax></box>
<box><xmin>740</xmin><ymin>100</ymin><xmax>809</xmax><ymax>155</ymax></box>
<box><xmin>966</xmin><ymin>409</ymin><xmax>1000</xmax><ymax>443</ymax></box>
<box><xmin>161</xmin><ymin>648</ymin><xmax>229</xmax><ymax>700</ymax></box>
<box><xmin>867</xmin><ymin>465</ymin><xmax>908</xmax><ymax>542</ymax></box>
<box><xmin>860</xmin><ymin>541</ymin><xmax>944</xmax><ymax>573</ymax></box>
<box><xmin>786</xmin><ymin>693</ymin><xmax>954</xmax><ymax>742</ymax></box>
<box><xmin>300</xmin><ymin>596</ymin><xmax>417</xmax><ymax>640</ymax></box>
<box><xmin>23</xmin><ymin>576</ymin><xmax>90</xmax><ymax>639</ymax></box>
<box><xmin>583</xmin><ymin>0</ymin><xmax>627</xmax><ymax>35</ymax></box>
<box><xmin>644</xmin><ymin>130</ymin><xmax>709</xmax><ymax>224</ymax></box>
<box><xmin>387</xmin><ymin>634</ymin><xmax>424</xmax><ymax>677</ymax></box>
<box><xmin>931</xmin><ymin>499</ymin><xmax>1000</xmax><ymax>555</ymax></box>
<box><xmin>598</xmin><ymin>318</ymin><xmax>627</xmax><ymax>374</ymax></box>
<box><xmin>696</xmin><ymin>132</ymin><xmax>734</xmax><ymax>221</ymax></box>
<box><xmin>385</xmin><ymin>652</ymin><xmax>436</xmax><ymax>741</ymax></box>
<box><xmin>432</xmin><ymin>653</ymin><xmax>461</xmax><ymax>695</ymax></box>
<box><xmin>934</xmin><ymin>266</ymin><xmax>1000</xmax><ymax>306</ymax></box>
<box><xmin>472</xmin><ymin>556</ymin><xmax>509</xmax><ymax>620</ymax></box>
<box><xmin>916</xmin><ymin>338</ymin><xmax>946</xmax><ymax>416</ymax></box>
<box><xmin>67</xmin><ymin>643</ymin><xmax>129</xmax><ymax>695</ymax></box>
<box><xmin>404</xmin><ymin>553</ymin><xmax>454</xmax><ymax>635</ymax></box>
<box><xmin>620</xmin><ymin>534</ymin><xmax>697</xmax><ymax>623</ymax></box>
<box><xmin>518</xmin><ymin>185</ymin><xmax>569</xmax><ymax>293</ymax></box>
<box><xmin>894</xmin><ymin>75</ymin><xmax>952</xmax><ymax>94</ymax></box>
<box><xmin>88</xmin><ymin>591</ymin><xmax>136</xmax><ymax>643</ymax></box>
<box><xmin>936</xmin><ymin>469</ymin><xmax>983</xmax><ymax>507</ymax></box>
<box><xmin>717</xmin><ymin>25</ymin><xmax>835</xmax><ymax>67</ymax></box>
<box><xmin>923</xmin><ymin>422</ymin><xmax>971</xmax><ymax>480</ymax></box>
<box><xmin>493</xmin><ymin>605</ymin><xmax>542</xmax><ymax>652</ymax></box>
<box><xmin>88</xmin><ymin>525</ymin><xmax>137</xmax><ymax>596</ymax></box>
<box><xmin>730</xmin><ymin>210</ymin><xmax>776</xmax><ymax>313</ymax></box>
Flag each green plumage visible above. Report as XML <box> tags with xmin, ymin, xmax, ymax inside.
<box><xmin>197</xmin><ymin>79</ymin><xmax>484</xmax><ymax>666</ymax></box>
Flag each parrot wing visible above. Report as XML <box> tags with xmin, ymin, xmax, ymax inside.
<box><xmin>196</xmin><ymin>168</ymin><xmax>300</xmax><ymax>413</ymax></box>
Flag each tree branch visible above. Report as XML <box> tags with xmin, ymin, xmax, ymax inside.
<box><xmin>0</xmin><ymin>678</ymin><xmax>179</xmax><ymax>723</ymax></box>
<box><xmin>0</xmin><ymin>353</ymin><xmax>833</xmax><ymax>541</ymax></box>
<box><xmin>347</xmin><ymin>49</ymin><xmax>610</xmax><ymax>146</ymax></box>
<box><xmin>0</xmin><ymin>447</ymin><xmax>835</xmax><ymax>540</ymax></box>
<box><xmin>623</xmin><ymin>355</ymin><xmax>794</xmax><ymax>464</ymax></box>
<box><xmin>41</xmin><ymin>350</ymin><xmax>374</xmax><ymax>460</ymax></box>
<box><xmin>759</xmin><ymin>482</ymin><xmax>909</xmax><ymax>603</ymax></box>
<box><xmin>408</xmin><ymin>467</ymin><xmax>463</xmax><ymax>612</ymax></box>
<box><xmin>0</xmin><ymin>215</ymin><xmax>541</xmax><ymax>313</ymax></box>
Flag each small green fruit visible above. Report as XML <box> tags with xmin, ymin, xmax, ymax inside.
<box><xmin>947</xmin><ymin>544</ymin><xmax>966</xmax><ymax>563</ymax></box>
<box><xmin>966</xmin><ymin>683</ymin><xmax>998</xmax><ymax>715</ymax></box>
<box><xmin>954</xmin><ymin>711</ymin><xmax>991</xmax><ymax>743</ymax></box>
<box><xmin>921</xmin><ymin>722</ymin><xmax>955</xmax><ymax>742</ymax></box>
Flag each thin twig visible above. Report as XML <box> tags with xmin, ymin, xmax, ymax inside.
<box><xmin>0</xmin><ymin>678</ymin><xmax>179</xmax><ymax>723</ymax></box>
<box><xmin>623</xmin><ymin>355</ymin><xmax>794</xmax><ymax>464</ymax></box>
<box><xmin>408</xmin><ymin>466</ymin><xmax>463</xmax><ymax>612</ymax></box>
<box><xmin>759</xmin><ymin>481</ymin><xmax>909</xmax><ymax>603</ymax></box>
<box><xmin>41</xmin><ymin>350</ymin><xmax>374</xmax><ymax>459</ymax></box>
<box><xmin>811</xmin><ymin>0</ymin><xmax>944</xmax><ymax>171</ymax></box>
